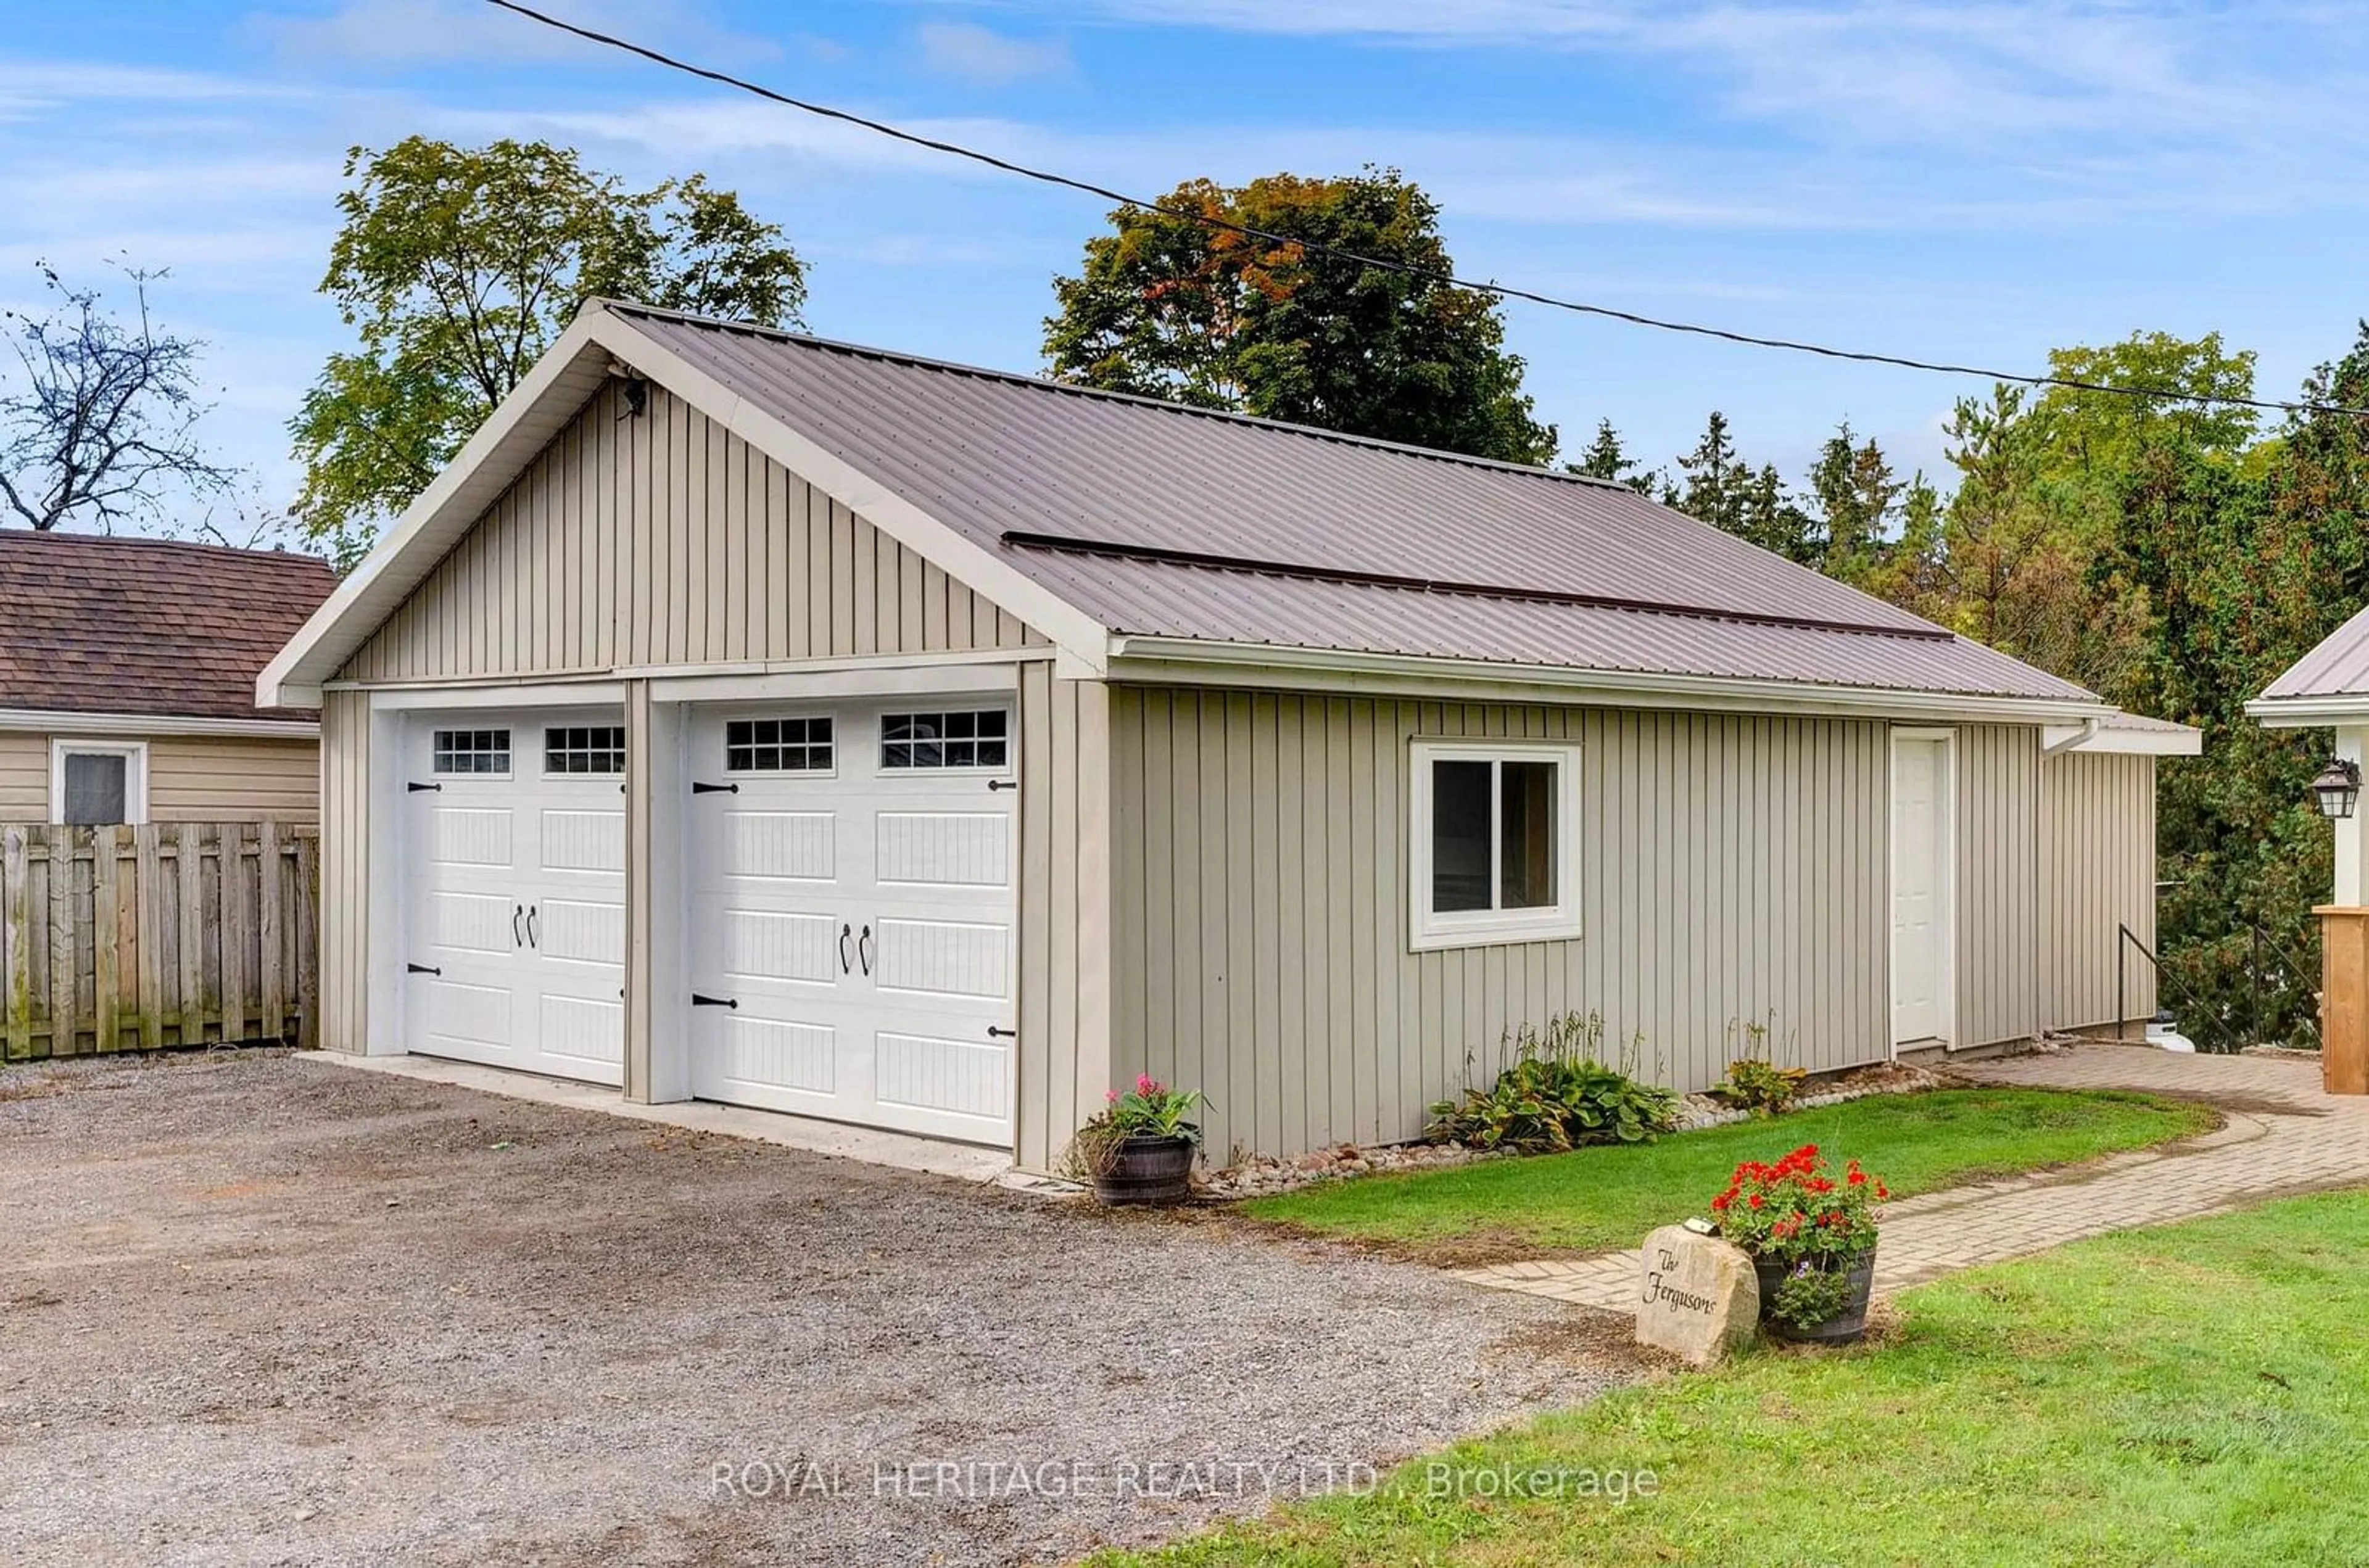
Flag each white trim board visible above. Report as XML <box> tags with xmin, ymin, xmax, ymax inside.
<box><xmin>0</xmin><ymin>709</ymin><xmax>320</xmax><ymax>740</ymax></box>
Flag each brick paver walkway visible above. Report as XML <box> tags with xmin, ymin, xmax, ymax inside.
<box><xmin>1453</xmin><ymin>1044</ymin><xmax>2369</xmax><ymax>1312</ymax></box>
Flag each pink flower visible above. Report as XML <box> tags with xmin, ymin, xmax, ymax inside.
<box><xmin>1106</xmin><ymin>1088</ymin><xmax>1120</xmax><ymax>1104</ymax></box>
<box><xmin>1136</xmin><ymin>1074</ymin><xmax>1160</xmax><ymax>1095</ymax></box>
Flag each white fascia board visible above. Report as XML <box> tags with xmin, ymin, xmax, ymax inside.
<box><xmin>0</xmin><ymin>708</ymin><xmax>321</xmax><ymax>740</ymax></box>
<box><xmin>1106</xmin><ymin>637</ymin><xmax>2118</xmax><ymax>726</ymax></box>
<box><xmin>2043</xmin><ymin>720</ymin><xmax>2203</xmax><ymax>756</ymax></box>
<box><xmin>256</xmin><ymin>310</ymin><xmax>618</xmax><ymax>709</ymax></box>
<box><xmin>609</xmin><ymin>316</ymin><xmax>1112</xmax><ymax>674</ymax></box>
<box><xmin>2246</xmin><ymin>695</ymin><xmax>2369</xmax><ymax>728</ymax></box>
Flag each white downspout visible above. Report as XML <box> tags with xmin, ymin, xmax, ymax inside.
<box><xmin>2040</xmin><ymin>717</ymin><xmax>2100</xmax><ymax>757</ymax></box>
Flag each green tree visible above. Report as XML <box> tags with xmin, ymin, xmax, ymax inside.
<box><xmin>1805</xmin><ymin>419</ymin><xmax>1901</xmax><ymax>582</ymax></box>
<box><xmin>1671</xmin><ymin>411</ymin><xmax>1819</xmax><ymax>563</ymax></box>
<box><xmin>1568</xmin><ymin>417</ymin><xmax>1654</xmax><ymax>492</ymax></box>
<box><xmin>291</xmin><ymin>137</ymin><xmax>806</xmax><ymax>556</ymax></box>
<box><xmin>1043</xmin><ymin>169</ymin><xmax>1554</xmax><ymax>464</ymax></box>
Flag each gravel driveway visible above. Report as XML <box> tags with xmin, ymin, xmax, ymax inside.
<box><xmin>0</xmin><ymin>1052</ymin><xmax>1629</xmax><ymax>1567</ymax></box>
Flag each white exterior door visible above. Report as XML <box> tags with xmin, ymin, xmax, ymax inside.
<box><xmin>685</xmin><ymin>698</ymin><xmax>1018</xmax><ymax>1145</ymax></box>
<box><xmin>404</xmin><ymin>712</ymin><xmax>627</xmax><ymax>1084</ymax></box>
<box><xmin>1890</xmin><ymin>732</ymin><xmax>1954</xmax><ymax>1047</ymax></box>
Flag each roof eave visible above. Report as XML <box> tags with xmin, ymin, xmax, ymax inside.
<box><xmin>2247</xmin><ymin>693</ymin><xmax>2369</xmax><ymax>728</ymax></box>
<box><xmin>1106</xmin><ymin>637</ymin><xmax>2115</xmax><ymax>725</ymax></box>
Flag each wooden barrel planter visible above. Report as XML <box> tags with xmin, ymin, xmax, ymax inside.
<box><xmin>1092</xmin><ymin>1130</ymin><xmax>1197</xmax><ymax>1207</ymax></box>
<box><xmin>1753</xmin><ymin>1250</ymin><xmax>1878</xmax><ymax>1344</ymax></box>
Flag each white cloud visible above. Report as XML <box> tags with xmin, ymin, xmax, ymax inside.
<box><xmin>916</xmin><ymin>21</ymin><xmax>1073</xmax><ymax>83</ymax></box>
<box><xmin>247</xmin><ymin>0</ymin><xmax>779</xmax><ymax>70</ymax></box>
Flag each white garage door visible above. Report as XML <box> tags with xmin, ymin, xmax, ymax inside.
<box><xmin>686</xmin><ymin>699</ymin><xmax>1018</xmax><ymax>1145</ymax></box>
<box><xmin>405</xmin><ymin>712</ymin><xmax>628</xmax><ymax>1085</ymax></box>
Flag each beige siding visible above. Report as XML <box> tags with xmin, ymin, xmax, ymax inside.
<box><xmin>0</xmin><ymin>732</ymin><xmax>317</xmax><ymax>822</ymax></box>
<box><xmin>0</xmin><ymin>733</ymin><xmax>43</xmax><ymax>817</ymax></box>
<box><xmin>1954</xmin><ymin>724</ymin><xmax>2041</xmax><ymax>1049</ymax></box>
<box><xmin>341</xmin><ymin>382</ymin><xmax>1041</xmax><ymax>683</ymax></box>
<box><xmin>2040</xmin><ymin>751</ymin><xmax>2157</xmax><ymax>1030</ymax></box>
<box><xmin>148</xmin><ymin>738</ymin><xmax>318</xmax><ymax>822</ymax></box>
<box><xmin>317</xmin><ymin>691</ymin><xmax>371</xmax><ymax>1054</ymax></box>
<box><xmin>1015</xmin><ymin>669</ymin><xmax>1114</xmax><ymax>1171</ymax></box>
<box><xmin>1107</xmin><ymin>688</ymin><xmax>1891</xmax><ymax>1163</ymax></box>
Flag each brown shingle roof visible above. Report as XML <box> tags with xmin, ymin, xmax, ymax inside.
<box><xmin>0</xmin><ymin>532</ymin><xmax>336</xmax><ymax>722</ymax></box>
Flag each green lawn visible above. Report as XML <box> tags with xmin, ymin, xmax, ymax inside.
<box><xmin>1243</xmin><ymin>1089</ymin><xmax>2215</xmax><ymax>1263</ymax></box>
<box><xmin>1100</xmin><ymin>1188</ymin><xmax>2369</xmax><ymax>1567</ymax></box>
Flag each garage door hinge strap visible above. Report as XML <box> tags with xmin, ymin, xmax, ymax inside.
<box><xmin>691</xmin><ymin>780</ymin><xmax>739</xmax><ymax>795</ymax></box>
<box><xmin>407</xmin><ymin>780</ymin><xmax>443</xmax><ymax>793</ymax></box>
<box><xmin>407</xmin><ymin>962</ymin><xmax>442</xmax><ymax>976</ymax></box>
<box><xmin>692</xmin><ymin>992</ymin><xmax>739</xmax><ymax>1009</ymax></box>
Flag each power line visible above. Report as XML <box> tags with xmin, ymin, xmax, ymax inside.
<box><xmin>484</xmin><ymin>0</ymin><xmax>2369</xmax><ymax>423</ymax></box>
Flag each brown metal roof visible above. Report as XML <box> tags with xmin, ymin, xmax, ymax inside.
<box><xmin>613</xmin><ymin>302</ymin><xmax>2093</xmax><ymax>703</ymax></box>
<box><xmin>0</xmin><ymin>532</ymin><xmax>336</xmax><ymax>722</ymax></box>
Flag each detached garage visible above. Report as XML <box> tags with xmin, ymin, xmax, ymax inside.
<box><xmin>260</xmin><ymin>300</ymin><xmax>2193</xmax><ymax>1173</ymax></box>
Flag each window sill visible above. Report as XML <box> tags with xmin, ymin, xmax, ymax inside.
<box><xmin>1408</xmin><ymin>911</ymin><xmax>1583</xmax><ymax>953</ymax></box>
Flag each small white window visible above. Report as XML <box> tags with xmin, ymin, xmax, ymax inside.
<box><xmin>432</xmin><ymin>728</ymin><xmax>511</xmax><ymax>776</ymax></box>
<box><xmin>49</xmin><ymin>741</ymin><xmax>149</xmax><ymax>826</ymax></box>
<box><xmin>1408</xmin><ymin>740</ymin><xmax>1581</xmax><ymax>951</ymax></box>
<box><xmin>726</xmin><ymin>716</ymin><xmax>833</xmax><ymax>774</ymax></box>
<box><xmin>881</xmin><ymin>710</ymin><xmax>1009</xmax><ymax>770</ymax></box>
<box><xmin>545</xmin><ymin>725</ymin><xmax>626</xmax><ymax>775</ymax></box>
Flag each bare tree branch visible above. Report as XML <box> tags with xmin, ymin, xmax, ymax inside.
<box><xmin>0</xmin><ymin>260</ymin><xmax>242</xmax><ymax>532</ymax></box>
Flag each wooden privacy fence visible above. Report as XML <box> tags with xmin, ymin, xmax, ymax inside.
<box><xmin>1</xmin><ymin>822</ymin><xmax>318</xmax><ymax>1061</ymax></box>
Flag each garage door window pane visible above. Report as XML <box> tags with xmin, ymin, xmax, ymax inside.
<box><xmin>62</xmin><ymin>753</ymin><xmax>128</xmax><ymax>825</ymax></box>
<box><xmin>1429</xmin><ymin>760</ymin><xmax>1493</xmax><ymax>912</ymax></box>
<box><xmin>545</xmin><ymin>725</ymin><xmax>626</xmax><ymax>775</ymax></box>
<box><xmin>1500</xmin><ymin>760</ymin><xmax>1557</xmax><ymax>909</ymax></box>
<box><xmin>726</xmin><ymin>717</ymin><xmax>832</xmax><ymax>773</ymax></box>
<box><xmin>432</xmin><ymin>730</ymin><xmax>511</xmax><ymax>775</ymax></box>
<box><xmin>883</xmin><ymin>709</ymin><xmax>1008</xmax><ymax>769</ymax></box>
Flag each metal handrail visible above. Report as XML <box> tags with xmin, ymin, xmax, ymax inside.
<box><xmin>2117</xmin><ymin>921</ymin><xmax>2322</xmax><ymax>1052</ymax></box>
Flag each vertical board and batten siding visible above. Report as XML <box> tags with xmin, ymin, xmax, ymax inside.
<box><xmin>1107</xmin><ymin>688</ymin><xmax>1891</xmax><ymax>1165</ymax></box>
<box><xmin>316</xmin><ymin>690</ymin><xmax>372</xmax><ymax>1060</ymax></box>
<box><xmin>0</xmin><ymin>733</ymin><xmax>319</xmax><ymax>822</ymax></box>
<box><xmin>2040</xmin><ymin>751</ymin><xmax>2157</xmax><ymax>1029</ymax></box>
<box><xmin>1014</xmin><ymin>669</ymin><xmax>1113</xmax><ymax>1173</ymax></box>
<box><xmin>339</xmin><ymin>382</ymin><xmax>1041</xmax><ymax>683</ymax></box>
<box><xmin>1955</xmin><ymin>725</ymin><xmax>2041</xmax><ymax>1049</ymax></box>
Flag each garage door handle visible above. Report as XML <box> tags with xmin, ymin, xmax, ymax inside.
<box><xmin>838</xmin><ymin>923</ymin><xmax>853</xmax><ymax>974</ymax></box>
<box><xmin>692</xmin><ymin>993</ymin><xmax>738</xmax><ymax>1009</ymax></box>
<box><xmin>692</xmin><ymin>780</ymin><xmax>739</xmax><ymax>795</ymax></box>
<box><xmin>513</xmin><ymin>904</ymin><xmax>524</xmax><ymax>947</ymax></box>
<box><xmin>526</xmin><ymin>905</ymin><xmax>539</xmax><ymax>950</ymax></box>
<box><xmin>987</xmin><ymin>1026</ymin><xmax>1017</xmax><ymax>1039</ymax></box>
<box><xmin>858</xmin><ymin>924</ymin><xmax>873</xmax><ymax>976</ymax></box>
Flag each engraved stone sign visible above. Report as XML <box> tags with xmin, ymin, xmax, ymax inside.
<box><xmin>1635</xmin><ymin>1224</ymin><xmax>1759</xmax><ymax>1366</ymax></box>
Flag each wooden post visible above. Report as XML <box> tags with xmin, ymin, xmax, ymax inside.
<box><xmin>2</xmin><ymin>827</ymin><xmax>27</xmax><ymax>1062</ymax></box>
<box><xmin>258</xmin><ymin>819</ymin><xmax>284</xmax><ymax>1042</ymax></box>
<box><xmin>294</xmin><ymin>829</ymin><xmax>320</xmax><ymax>1050</ymax></box>
<box><xmin>46</xmin><ymin>830</ymin><xmax>75</xmax><ymax>1055</ymax></box>
<box><xmin>93</xmin><ymin>825</ymin><xmax>120</xmax><ymax>1054</ymax></box>
<box><xmin>177</xmin><ymin>823</ymin><xmax>204</xmax><ymax>1044</ymax></box>
<box><xmin>2316</xmin><ymin>906</ymin><xmax>2369</xmax><ymax>1096</ymax></box>
<box><xmin>135</xmin><ymin>827</ymin><xmax>163</xmax><ymax>1051</ymax></box>
<box><xmin>218</xmin><ymin>823</ymin><xmax>247</xmax><ymax>1044</ymax></box>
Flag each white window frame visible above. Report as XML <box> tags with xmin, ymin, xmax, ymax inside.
<box><xmin>49</xmin><ymin>739</ymin><xmax>150</xmax><ymax>826</ymax></box>
<box><xmin>429</xmin><ymin>727</ymin><xmax>514</xmax><ymax>780</ymax></box>
<box><xmin>1408</xmin><ymin>738</ymin><xmax>1583</xmax><ymax>952</ymax></box>
<box><xmin>722</xmin><ymin>712</ymin><xmax>839</xmax><ymax>778</ymax></box>
<box><xmin>877</xmin><ymin>705</ymin><xmax>1015</xmax><ymax>775</ymax></box>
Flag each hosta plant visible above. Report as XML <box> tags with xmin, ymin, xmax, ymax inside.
<box><xmin>1427</xmin><ymin>1012</ymin><xmax>1680</xmax><ymax>1153</ymax></box>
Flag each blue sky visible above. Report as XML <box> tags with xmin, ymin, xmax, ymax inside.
<box><xmin>6</xmin><ymin>0</ymin><xmax>2368</xmax><ymax>530</ymax></box>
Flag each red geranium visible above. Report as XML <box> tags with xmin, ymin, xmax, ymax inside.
<box><xmin>1709</xmin><ymin>1142</ymin><xmax>1884</xmax><ymax>1271</ymax></box>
